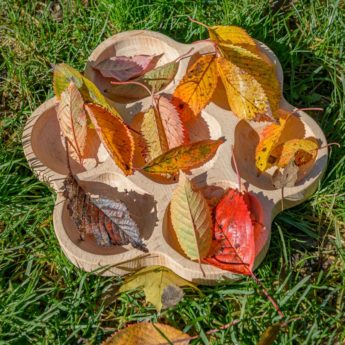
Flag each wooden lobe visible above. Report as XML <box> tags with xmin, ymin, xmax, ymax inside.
<box><xmin>23</xmin><ymin>30</ymin><xmax>328</xmax><ymax>284</ymax></box>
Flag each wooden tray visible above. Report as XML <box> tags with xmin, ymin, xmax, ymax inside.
<box><xmin>22</xmin><ymin>30</ymin><xmax>328</xmax><ymax>284</ymax></box>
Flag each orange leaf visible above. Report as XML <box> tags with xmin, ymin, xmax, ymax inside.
<box><xmin>57</xmin><ymin>82</ymin><xmax>87</xmax><ymax>162</ymax></box>
<box><xmin>219</xmin><ymin>45</ymin><xmax>281</xmax><ymax>119</ymax></box>
<box><xmin>103</xmin><ymin>322</ymin><xmax>190</xmax><ymax>345</ymax></box>
<box><xmin>142</xmin><ymin>138</ymin><xmax>225</xmax><ymax>174</ymax></box>
<box><xmin>85</xmin><ymin>104</ymin><xmax>134</xmax><ymax>175</ymax></box>
<box><xmin>173</xmin><ymin>55</ymin><xmax>218</xmax><ymax>121</ymax></box>
<box><xmin>255</xmin><ymin>112</ymin><xmax>305</xmax><ymax>172</ymax></box>
<box><xmin>208</xmin><ymin>25</ymin><xmax>273</xmax><ymax>65</ymax></box>
<box><xmin>217</xmin><ymin>56</ymin><xmax>271</xmax><ymax>121</ymax></box>
<box><xmin>271</xmin><ymin>137</ymin><xmax>319</xmax><ymax>168</ymax></box>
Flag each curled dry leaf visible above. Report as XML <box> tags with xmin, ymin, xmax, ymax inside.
<box><xmin>85</xmin><ymin>103</ymin><xmax>134</xmax><ymax>175</ymax></box>
<box><xmin>170</xmin><ymin>175</ymin><xmax>212</xmax><ymax>261</ymax></box>
<box><xmin>57</xmin><ymin>82</ymin><xmax>88</xmax><ymax>163</ymax></box>
<box><xmin>204</xmin><ymin>188</ymin><xmax>255</xmax><ymax>275</ymax></box>
<box><xmin>161</xmin><ymin>284</ymin><xmax>184</xmax><ymax>309</ymax></box>
<box><xmin>272</xmin><ymin>159</ymin><xmax>299</xmax><ymax>189</ymax></box>
<box><xmin>271</xmin><ymin>137</ymin><xmax>319</xmax><ymax>168</ymax></box>
<box><xmin>142</xmin><ymin>138</ymin><xmax>225</xmax><ymax>174</ymax></box>
<box><xmin>255</xmin><ymin>112</ymin><xmax>305</xmax><ymax>172</ymax></box>
<box><xmin>118</xmin><ymin>265</ymin><xmax>198</xmax><ymax>312</ymax></box>
<box><xmin>53</xmin><ymin>63</ymin><xmax>121</xmax><ymax>119</ymax></box>
<box><xmin>102</xmin><ymin>322</ymin><xmax>190</xmax><ymax>345</ymax></box>
<box><xmin>216</xmin><ymin>57</ymin><xmax>271</xmax><ymax>121</ymax></box>
<box><xmin>94</xmin><ymin>53</ymin><xmax>163</xmax><ymax>81</ymax></box>
<box><xmin>173</xmin><ymin>54</ymin><xmax>218</xmax><ymax>121</ymax></box>
<box><xmin>63</xmin><ymin>173</ymin><xmax>147</xmax><ymax>252</ymax></box>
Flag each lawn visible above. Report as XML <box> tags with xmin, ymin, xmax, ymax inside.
<box><xmin>0</xmin><ymin>0</ymin><xmax>344</xmax><ymax>344</ymax></box>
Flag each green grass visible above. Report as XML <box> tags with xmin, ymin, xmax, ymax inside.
<box><xmin>0</xmin><ymin>0</ymin><xmax>344</xmax><ymax>344</ymax></box>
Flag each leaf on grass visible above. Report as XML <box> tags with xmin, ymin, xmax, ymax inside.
<box><xmin>94</xmin><ymin>54</ymin><xmax>163</xmax><ymax>81</ymax></box>
<box><xmin>208</xmin><ymin>25</ymin><xmax>273</xmax><ymax>65</ymax></box>
<box><xmin>118</xmin><ymin>265</ymin><xmax>198</xmax><ymax>312</ymax></box>
<box><xmin>271</xmin><ymin>137</ymin><xmax>319</xmax><ymax>168</ymax></box>
<box><xmin>219</xmin><ymin>44</ymin><xmax>281</xmax><ymax>119</ymax></box>
<box><xmin>53</xmin><ymin>63</ymin><xmax>121</xmax><ymax>119</ymax></box>
<box><xmin>161</xmin><ymin>284</ymin><xmax>185</xmax><ymax>309</ymax></box>
<box><xmin>85</xmin><ymin>104</ymin><xmax>134</xmax><ymax>175</ymax></box>
<box><xmin>103</xmin><ymin>322</ymin><xmax>190</xmax><ymax>345</ymax></box>
<box><xmin>255</xmin><ymin>112</ymin><xmax>305</xmax><ymax>172</ymax></box>
<box><xmin>57</xmin><ymin>82</ymin><xmax>88</xmax><ymax>162</ymax></box>
<box><xmin>63</xmin><ymin>173</ymin><xmax>147</xmax><ymax>252</ymax></box>
<box><xmin>170</xmin><ymin>176</ymin><xmax>212</xmax><ymax>261</ymax></box>
<box><xmin>216</xmin><ymin>57</ymin><xmax>271</xmax><ymax>121</ymax></box>
<box><xmin>142</xmin><ymin>138</ymin><xmax>225</xmax><ymax>174</ymax></box>
<box><xmin>140</xmin><ymin>106</ymin><xmax>169</xmax><ymax>162</ymax></box>
<box><xmin>173</xmin><ymin>55</ymin><xmax>218</xmax><ymax>121</ymax></box>
<box><xmin>204</xmin><ymin>188</ymin><xmax>255</xmax><ymax>275</ymax></box>
<box><xmin>256</xmin><ymin>323</ymin><xmax>283</xmax><ymax>345</ymax></box>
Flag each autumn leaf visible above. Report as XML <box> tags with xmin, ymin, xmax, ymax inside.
<box><xmin>272</xmin><ymin>159</ymin><xmax>299</xmax><ymax>189</ymax></box>
<box><xmin>208</xmin><ymin>25</ymin><xmax>271</xmax><ymax>64</ymax></box>
<box><xmin>118</xmin><ymin>265</ymin><xmax>198</xmax><ymax>312</ymax></box>
<box><xmin>57</xmin><ymin>82</ymin><xmax>88</xmax><ymax>163</ymax></box>
<box><xmin>173</xmin><ymin>54</ymin><xmax>218</xmax><ymax>121</ymax></box>
<box><xmin>205</xmin><ymin>188</ymin><xmax>255</xmax><ymax>275</ymax></box>
<box><xmin>53</xmin><ymin>63</ymin><xmax>121</xmax><ymax>119</ymax></box>
<box><xmin>170</xmin><ymin>175</ymin><xmax>212</xmax><ymax>262</ymax></box>
<box><xmin>94</xmin><ymin>54</ymin><xmax>163</xmax><ymax>81</ymax></box>
<box><xmin>255</xmin><ymin>112</ymin><xmax>305</xmax><ymax>172</ymax></box>
<box><xmin>256</xmin><ymin>323</ymin><xmax>283</xmax><ymax>345</ymax></box>
<box><xmin>219</xmin><ymin>44</ymin><xmax>281</xmax><ymax>119</ymax></box>
<box><xmin>84</xmin><ymin>104</ymin><xmax>134</xmax><ymax>175</ymax></box>
<box><xmin>102</xmin><ymin>322</ymin><xmax>190</xmax><ymax>345</ymax></box>
<box><xmin>63</xmin><ymin>171</ymin><xmax>147</xmax><ymax>252</ymax></box>
<box><xmin>157</xmin><ymin>95</ymin><xmax>188</xmax><ymax>149</ymax></box>
<box><xmin>216</xmin><ymin>57</ymin><xmax>271</xmax><ymax>121</ymax></box>
<box><xmin>140</xmin><ymin>106</ymin><xmax>169</xmax><ymax>162</ymax></box>
<box><xmin>142</xmin><ymin>138</ymin><xmax>225</xmax><ymax>174</ymax></box>
<box><xmin>271</xmin><ymin>137</ymin><xmax>319</xmax><ymax>168</ymax></box>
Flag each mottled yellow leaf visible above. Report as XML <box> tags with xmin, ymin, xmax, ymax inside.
<box><xmin>142</xmin><ymin>138</ymin><xmax>225</xmax><ymax>174</ymax></box>
<box><xmin>170</xmin><ymin>176</ymin><xmax>212</xmax><ymax>261</ymax></box>
<box><xmin>173</xmin><ymin>55</ymin><xmax>218</xmax><ymax>121</ymax></box>
<box><xmin>255</xmin><ymin>112</ymin><xmax>306</xmax><ymax>172</ymax></box>
<box><xmin>103</xmin><ymin>322</ymin><xmax>190</xmax><ymax>345</ymax></box>
<box><xmin>57</xmin><ymin>82</ymin><xmax>87</xmax><ymax>162</ymax></box>
<box><xmin>219</xmin><ymin>44</ymin><xmax>281</xmax><ymax>119</ymax></box>
<box><xmin>84</xmin><ymin>104</ymin><xmax>134</xmax><ymax>175</ymax></box>
<box><xmin>118</xmin><ymin>265</ymin><xmax>198</xmax><ymax>312</ymax></box>
<box><xmin>217</xmin><ymin>57</ymin><xmax>270</xmax><ymax>121</ymax></box>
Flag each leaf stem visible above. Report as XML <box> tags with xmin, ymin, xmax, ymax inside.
<box><xmin>188</xmin><ymin>16</ymin><xmax>210</xmax><ymax>29</ymax></box>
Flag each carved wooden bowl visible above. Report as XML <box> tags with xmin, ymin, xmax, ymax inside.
<box><xmin>23</xmin><ymin>30</ymin><xmax>328</xmax><ymax>284</ymax></box>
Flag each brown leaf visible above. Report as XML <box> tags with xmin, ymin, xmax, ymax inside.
<box><xmin>161</xmin><ymin>284</ymin><xmax>184</xmax><ymax>309</ymax></box>
<box><xmin>272</xmin><ymin>159</ymin><xmax>299</xmax><ymax>189</ymax></box>
<box><xmin>256</xmin><ymin>323</ymin><xmax>282</xmax><ymax>345</ymax></box>
<box><xmin>63</xmin><ymin>172</ymin><xmax>147</xmax><ymax>252</ymax></box>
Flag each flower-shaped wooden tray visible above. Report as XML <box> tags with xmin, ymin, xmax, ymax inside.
<box><xmin>23</xmin><ymin>30</ymin><xmax>328</xmax><ymax>284</ymax></box>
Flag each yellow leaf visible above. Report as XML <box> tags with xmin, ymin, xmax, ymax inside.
<box><xmin>140</xmin><ymin>107</ymin><xmax>169</xmax><ymax>162</ymax></box>
<box><xmin>219</xmin><ymin>44</ymin><xmax>281</xmax><ymax>118</ymax></box>
<box><xmin>53</xmin><ymin>63</ymin><xmax>121</xmax><ymax>119</ymax></box>
<box><xmin>255</xmin><ymin>112</ymin><xmax>306</xmax><ymax>172</ymax></box>
<box><xmin>142</xmin><ymin>138</ymin><xmax>225</xmax><ymax>174</ymax></box>
<box><xmin>217</xmin><ymin>57</ymin><xmax>270</xmax><ymax>121</ymax></box>
<box><xmin>271</xmin><ymin>138</ymin><xmax>319</xmax><ymax>168</ymax></box>
<box><xmin>170</xmin><ymin>176</ymin><xmax>212</xmax><ymax>261</ymax></box>
<box><xmin>103</xmin><ymin>322</ymin><xmax>190</xmax><ymax>345</ymax></box>
<box><xmin>208</xmin><ymin>25</ymin><xmax>272</xmax><ymax>65</ymax></box>
<box><xmin>57</xmin><ymin>82</ymin><xmax>88</xmax><ymax>162</ymax></box>
<box><xmin>84</xmin><ymin>104</ymin><xmax>134</xmax><ymax>175</ymax></box>
<box><xmin>173</xmin><ymin>55</ymin><xmax>218</xmax><ymax>121</ymax></box>
<box><xmin>118</xmin><ymin>265</ymin><xmax>198</xmax><ymax>312</ymax></box>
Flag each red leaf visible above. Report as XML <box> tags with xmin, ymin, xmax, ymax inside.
<box><xmin>204</xmin><ymin>188</ymin><xmax>255</xmax><ymax>275</ymax></box>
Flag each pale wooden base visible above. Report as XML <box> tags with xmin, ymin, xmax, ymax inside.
<box><xmin>23</xmin><ymin>30</ymin><xmax>328</xmax><ymax>284</ymax></box>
